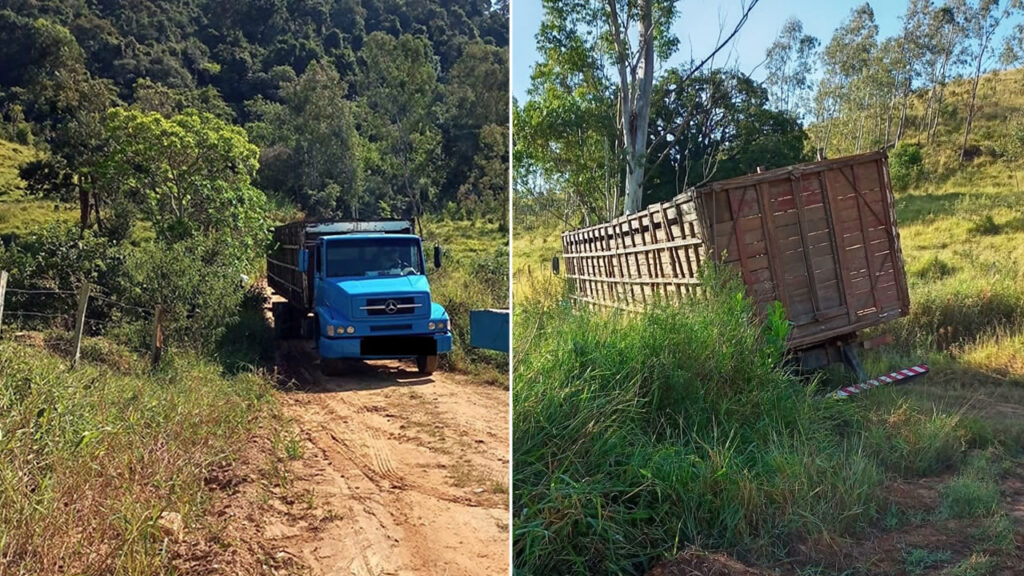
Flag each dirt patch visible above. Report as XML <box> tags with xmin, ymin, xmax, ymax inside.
<box><xmin>781</xmin><ymin>473</ymin><xmax>1024</xmax><ymax>575</ymax></box>
<box><xmin>171</xmin><ymin>332</ymin><xmax>509</xmax><ymax>575</ymax></box>
<box><xmin>648</xmin><ymin>549</ymin><xmax>772</xmax><ymax>576</ymax></box>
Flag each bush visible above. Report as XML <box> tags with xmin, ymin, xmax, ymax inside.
<box><xmin>124</xmin><ymin>235</ymin><xmax>251</xmax><ymax>351</ymax></box>
<box><xmin>890</xmin><ymin>144</ymin><xmax>925</xmax><ymax>191</ymax></box>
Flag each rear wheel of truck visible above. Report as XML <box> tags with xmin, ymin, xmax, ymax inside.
<box><xmin>416</xmin><ymin>355</ymin><xmax>438</xmax><ymax>375</ymax></box>
<box><xmin>272</xmin><ymin>302</ymin><xmax>296</xmax><ymax>339</ymax></box>
<box><xmin>321</xmin><ymin>358</ymin><xmax>346</xmax><ymax>377</ymax></box>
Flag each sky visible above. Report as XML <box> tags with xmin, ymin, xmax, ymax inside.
<box><xmin>511</xmin><ymin>0</ymin><xmax>910</xmax><ymax>102</ymax></box>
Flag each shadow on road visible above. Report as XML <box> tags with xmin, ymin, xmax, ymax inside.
<box><xmin>275</xmin><ymin>340</ymin><xmax>435</xmax><ymax>393</ymax></box>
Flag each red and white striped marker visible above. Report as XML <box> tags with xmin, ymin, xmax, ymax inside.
<box><xmin>830</xmin><ymin>364</ymin><xmax>930</xmax><ymax>398</ymax></box>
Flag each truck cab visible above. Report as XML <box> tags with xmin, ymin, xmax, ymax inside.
<box><xmin>267</xmin><ymin>220</ymin><xmax>451</xmax><ymax>376</ymax></box>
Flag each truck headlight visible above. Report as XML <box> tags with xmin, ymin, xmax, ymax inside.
<box><xmin>437</xmin><ymin>321</ymin><xmax>446</xmax><ymax>330</ymax></box>
<box><xmin>327</xmin><ymin>325</ymin><xmax>335</xmax><ymax>336</ymax></box>
<box><xmin>428</xmin><ymin>322</ymin><xmax>436</xmax><ymax>330</ymax></box>
<box><xmin>346</xmin><ymin>326</ymin><xmax>355</xmax><ymax>334</ymax></box>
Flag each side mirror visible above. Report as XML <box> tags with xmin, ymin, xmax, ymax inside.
<box><xmin>433</xmin><ymin>244</ymin><xmax>442</xmax><ymax>269</ymax></box>
<box><xmin>297</xmin><ymin>248</ymin><xmax>309</xmax><ymax>273</ymax></box>
<box><xmin>551</xmin><ymin>256</ymin><xmax>560</xmax><ymax>275</ymax></box>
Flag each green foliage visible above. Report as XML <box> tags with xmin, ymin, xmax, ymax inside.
<box><xmin>358</xmin><ymin>32</ymin><xmax>442</xmax><ymax>218</ymax></box>
<box><xmin>123</xmin><ymin>236</ymin><xmax>251</xmax><ymax>352</ymax></box>
<box><xmin>0</xmin><ymin>1</ymin><xmax>508</xmax><ymax>227</ymax></box>
<box><xmin>98</xmin><ymin>107</ymin><xmax>268</xmax><ymax>261</ymax></box>
<box><xmin>911</xmin><ymin>254</ymin><xmax>955</xmax><ymax>280</ymax></box>
<box><xmin>249</xmin><ymin>61</ymin><xmax>362</xmax><ymax>218</ymax></box>
<box><xmin>937</xmin><ymin>451</ymin><xmax>1002</xmax><ymax>519</ymax></box>
<box><xmin>646</xmin><ymin>68</ymin><xmax>808</xmax><ymax>205</ymax></box>
<box><xmin>424</xmin><ymin>219</ymin><xmax>509</xmax><ymax>381</ymax></box>
<box><xmin>890</xmin><ymin>143</ymin><xmax>925</xmax><ymax>191</ymax></box>
<box><xmin>968</xmin><ymin>214</ymin><xmax>1001</xmax><ymax>236</ymax></box>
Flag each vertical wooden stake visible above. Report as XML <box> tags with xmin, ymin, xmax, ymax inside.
<box><xmin>0</xmin><ymin>270</ymin><xmax>8</xmax><ymax>338</ymax></box>
<box><xmin>151</xmin><ymin>305</ymin><xmax>163</xmax><ymax>367</ymax></box>
<box><xmin>71</xmin><ymin>281</ymin><xmax>90</xmax><ymax>368</ymax></box>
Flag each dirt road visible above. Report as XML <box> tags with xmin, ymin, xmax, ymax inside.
<box><xmin>252</xmin><ymin>339</ymin><xmax>509</xmax><ymax>576</ymax></box>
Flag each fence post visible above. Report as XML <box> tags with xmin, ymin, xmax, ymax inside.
<box><xmin>71</xmin><ymin>281</ymin><xmax>90</xmax><ymax>368</ymax></box>
<box><xmin>151</xmin><ymin>305</ymin><xmax>163</xmax><ymax>367</ymax></box>
<box><xmin>0</xmin><ymin>270</ymin><xmax>7</xmax><ymax>338</ymax></box>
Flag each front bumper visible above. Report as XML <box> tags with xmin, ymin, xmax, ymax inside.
<box><xmin>318</xmin><ymin>332</ymin><xmax>452</xmax><ymax>359</ymax></box>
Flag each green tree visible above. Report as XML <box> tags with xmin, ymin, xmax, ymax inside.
<box><xmin>96</xmin><ymin>108</ymin><xmax>268</xmax><ymax>262</ymax></box>
<box><xmin>248</xmin><ymin>61</ymin><xmax>362</xmax><ymax>217</ymax></box>
<box><xmin>958</xmin><ymin>0</ymin><xmax>1021</xmax><ymax>162</ymax></box>
<box><xmin>646</xmin><ymin>68</ymin><xmax>807</xmax><ymax>204</ymax></box>
<box><xmin>358</xmin><ymin>32</ymin><xmax>441</xmax><ymax>218</ymax></box>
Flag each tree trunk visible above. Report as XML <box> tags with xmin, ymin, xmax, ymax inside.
<box><xmin>621</xmin><ymin>0</ymin><xmax>655</xmax><ymax>215</ymax></box>
<box><xmin>960</xmin><ymin>42</ymin><xmax>987</xmax><ymax>163</ymax></box>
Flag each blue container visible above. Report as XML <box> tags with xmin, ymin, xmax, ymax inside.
<box><xmin>469</xmin><ymin>309</ymin><xmax>510</xmax><ymax>353</ymax></box>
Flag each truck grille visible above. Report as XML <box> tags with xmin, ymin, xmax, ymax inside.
<box><xmin>370</xmin><ymin>324</ymin><xmax>413</xmax><ymax>332</ymax></box>
<box><xmin>358</xmin><ymin>296</ymin><xmax>424</xmax><ymax>317</ymax></box>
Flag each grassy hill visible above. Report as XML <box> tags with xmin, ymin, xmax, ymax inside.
<box><xmin>0</xmin><ymin>140</ymin><xmax>77</xmax><ymax>240</ymax></box>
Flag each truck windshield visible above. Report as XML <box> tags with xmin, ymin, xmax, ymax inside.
<box><xmin>325</xmin><ymin>238</ymin><xmax>423</xmax><ymax>278</ymax></box>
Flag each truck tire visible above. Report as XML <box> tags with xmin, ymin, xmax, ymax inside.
<box><xmin>416</xmin><ymin>355</ymin><xmax>438</xmax><ymax>375</ymax></box>
<box><xmin>272</xmin><ymin>302</ymin><xmax>293</xmax><ymax>339</ymax></box>
<box><xmin>321</xmin><ymin>357</ymin><xmax>346</xmax><ymax>377</ymax></box>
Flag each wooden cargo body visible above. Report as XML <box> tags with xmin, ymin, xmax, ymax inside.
<box><xmin>561</xmin><ymin>151</ymin><xmax>910</xmax><ymax>349</ymax></box>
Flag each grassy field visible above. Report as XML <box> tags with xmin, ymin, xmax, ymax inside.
<box><xmin>0</xmin><ymin>334</ymin><xmax>283</xmax><ymax>574</ymax></box>
<box><xmin>512</xmin><ymin>68</ymin><xmax>1024</xmax><ymax>574</ymax></box>
<box><xmin>0</xmin><ymin>139</ymin><xmax>77</xmax><ymax>240</ymax></box>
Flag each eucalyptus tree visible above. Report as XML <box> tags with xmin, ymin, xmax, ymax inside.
<box><xmin>763</xmin><ymin>18</ymin><xmax>820</xmax><ymax>118</ymax></box>
<box><xmin>525</xmin><ymin>0</ymin><xmax>759</xmax><ymax>216</ymax></box>
<box><xmin>815</xmin><ymin>3</ymin><xmax>878</xmax><ymax>156</ymax></box>
<box><xmin>958</xmin><ymin>0</ymin><xmax>1021</xmax><ymax>162</ymax></box>
<box><xmin>921</xmin><ymin>2</ymin><xmax>965</xmax><ymax>143</ymax></box>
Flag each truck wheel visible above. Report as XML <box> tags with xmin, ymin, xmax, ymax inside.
<box><xmin>416</xmin><ymin>355</ymin><xmax>438</xmax><ymax>375</ymax></box>
<box><xmin>272</xmin><ymin>302</ymin><xmax>292</xmax><ymax>339</ymax></box>
<box><xmin>321</xmin><ymin>358</ymin><xmax>346</xmax><ymax>377</ymax></box>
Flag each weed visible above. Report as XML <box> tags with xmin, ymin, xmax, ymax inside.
<box><xmin>900</xmin><ymin>547</ymin><xmax>952</xmax><ymax>575</ymax></box>
<box><xmin>947</xmin><ymin>553</ymin><xmax>998</xmax><ymax>576</ymax></box>
<box><xmin>970</xmin><ymin>514</ymin><xmax>1015</xmax><ymax>552</ymax></box>
<box><xmin>513</xmin><ymin>269</ymin><xmax>887</xmax><ymax>574</ymax></box>
<box><xmin>937</xmin><ymin>457</ymin><xmax>1001</xmax><ymax>520</ymax></box>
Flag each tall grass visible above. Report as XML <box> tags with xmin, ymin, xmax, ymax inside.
<box><xmin>0</xmin><ymin>338</ymin><xmax>275</xmax><ymax>574</ymax></box>
<box><xmin>514</xmin><ymin>274</ymin><xmax>896</xmax><ymax>574</ymax></box>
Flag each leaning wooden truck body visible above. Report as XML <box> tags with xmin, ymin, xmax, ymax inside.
<box><xmin>561</xmin><ymin>151</ymin><xmax>910</xmax><ymax>374</ymax></box>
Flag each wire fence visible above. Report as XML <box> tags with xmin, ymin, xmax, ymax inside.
<box><xmin>0</xmin><ymin>270</ymin><xmax>163</xmax><ymax>367</ymax></box>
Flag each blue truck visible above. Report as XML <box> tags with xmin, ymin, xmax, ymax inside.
<box><xmin>266</xmin><ymin>220</ymin><xmax>451</xmax><ymax>376</ymax></box>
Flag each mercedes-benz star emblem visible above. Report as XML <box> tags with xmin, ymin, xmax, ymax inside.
<box><xmin>384</xmin><ymin>299</ymin><xmax>399</xmax><ymax>314</ymax></box>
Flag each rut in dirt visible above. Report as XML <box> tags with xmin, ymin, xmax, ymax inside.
<box><xmin>262</xmin><ymin>340</ymin><xmax>510</xmax><ymax>576</ymax></box>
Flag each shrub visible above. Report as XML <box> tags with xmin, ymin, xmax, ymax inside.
<box><xmin>890</xmin><ymin>144</ymin><xmax>925</xmax><ymax>191</ymax></box>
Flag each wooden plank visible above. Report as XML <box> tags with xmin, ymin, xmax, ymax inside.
<box><xmin>71</xmin><ymin>281</ymin><xmax>90</xmax><ymax>369</ymax></box>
